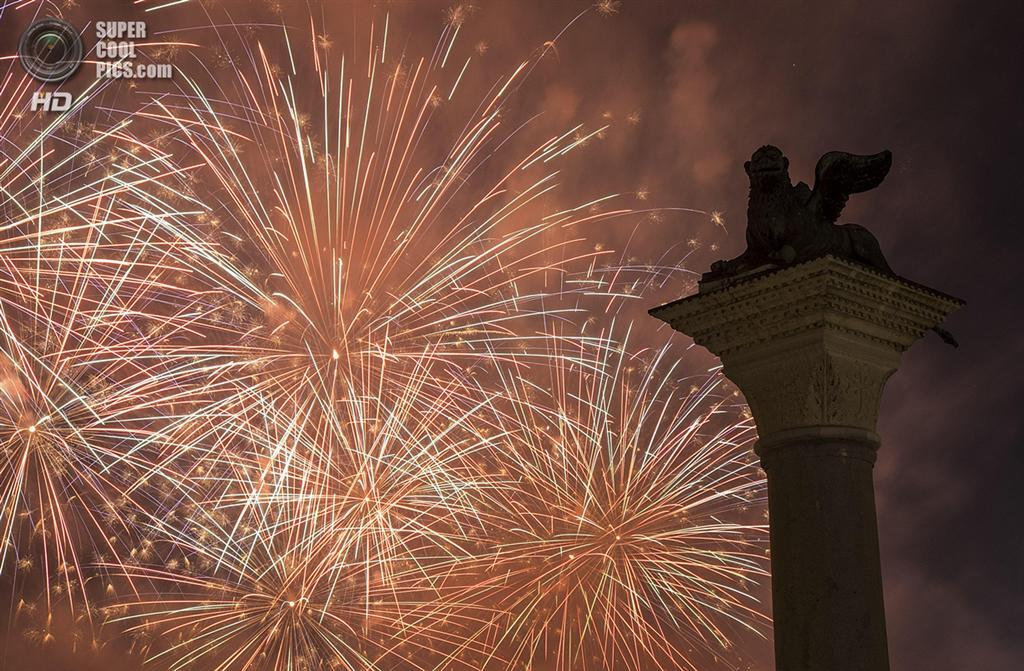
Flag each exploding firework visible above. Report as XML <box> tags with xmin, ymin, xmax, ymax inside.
<box><xmin>108</xmin><ymin>353</ymin><xmax>496</xmax><ymax>671</ymax></box>
<box><xmin>429</xmin><ymin>333</ymin><xmax>769</xmax><ymax>671</ymax></box>
<box><xmin>111</xmin><ymin>483</ymin><xmax>407</xmax><ymax>671</ymax></box>
<box><xmin>109</xmin><ymin>335</ymin><xmax>768</xmax><ymax>671</ymax></box>
<box><xmin>136</xmin><ymin>7</ymin><xmax>637</xmax><ymax>426</ymax></box>
<box><xmin>0</xmin><ymin>3</ymin><xmax>767</xmax><ymax>669</ymax></box>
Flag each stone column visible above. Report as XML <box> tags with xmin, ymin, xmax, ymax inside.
<box><xmin>650</xmin><ymin>256</ymin><xmax>963</xmax><ymax>671</ymax></box>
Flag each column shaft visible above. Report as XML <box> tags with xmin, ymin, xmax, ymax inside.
<box><xmin>759</xmin><ymin>437</ymin><xmax>889</xmax><ymax>671</ymax></box>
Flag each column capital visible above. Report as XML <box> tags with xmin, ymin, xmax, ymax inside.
<box><xmin>650</xmin><ymin>256</ymin><xmax>963</xmax><ymax>443</ymax></box>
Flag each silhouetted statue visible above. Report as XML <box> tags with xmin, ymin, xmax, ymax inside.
<box><xmin>709</xmin><ymin>145</ymin><xmax>894</xmax><ymax>278</ymax></box>
<box><xmin>707</xmin><ymin>145</ymin><xmax>958</xmax><ymax>346</ymax></box>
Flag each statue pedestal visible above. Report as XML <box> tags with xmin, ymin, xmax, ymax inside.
<box><xmin>650</xmin><ymin>255</ymin><xmax>963</xmax><ymax>671</ymax></box>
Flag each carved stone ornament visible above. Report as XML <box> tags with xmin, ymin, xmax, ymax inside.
<box><xmin>650</xmin><ymin>255</ymin><xmax>963</xmax><ymax>442</ymax></box>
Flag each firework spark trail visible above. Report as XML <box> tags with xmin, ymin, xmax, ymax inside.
<box><xmin>108</xmin><ymin>333</ymin><xmax>768</xmax><ymax>671</ymax></box>
<box><xmin>128</xmin><ymin>8</ymin><xmax>648</xmax><ymax>415</ymax></box>
<box><xmin>419</xmin><ymin>330</ymin><xmax>769</xmax><ymax>671</ymax></box>
<box><xmin>188</xmin><ymin>351</ymin><xmax>496</xmax><ymax>590</ymax></box>
<box><xmin>108</xmin><ymin>490</ymin><xmax>390</xmax><ymax>671</ymax></box>
<box><xmin>0</xmin><ymin>64</ymin><xmax>217</xmax><ymax>628</ymax></box>
<box><xmin>107</xmin><ymin>353</ymin><xmax>503</xmax><ymax>671</ymax></box>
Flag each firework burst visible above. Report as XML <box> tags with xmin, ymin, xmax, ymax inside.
<box><xmin>108</xmin><ymin>353</ymin><xmax>498</xmax><ymax>671</ymax></box>
<box><xmin>133</xmin><ymin>7</ymin><xmax>640</xmax><ymax>424</ymax></box>
<box><xmin>432</xmin><ymin>332</ymin><xmax>769</xmax><ymax>671</ymax></box>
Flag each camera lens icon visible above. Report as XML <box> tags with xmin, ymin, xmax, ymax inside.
<box><xmin>18</xmin><ymin>18</ymin><xmax>83</xmax><ymax>83</ymax></box>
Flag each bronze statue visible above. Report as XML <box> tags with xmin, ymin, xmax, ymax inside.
<box><xmin>707</xmin><ymin>145</ymin><xmax>958</xmax><ymax>346</ymax></box>
<box><xmin>709</xmin><ymin>145</ymin><xmax>894</xmax><ymax>278</ymax></box>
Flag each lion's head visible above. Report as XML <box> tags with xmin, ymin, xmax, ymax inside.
<box><xmin>744</xmin><ymin>145</ymin><xmax>789</xmax><ymax>179</ymax></box>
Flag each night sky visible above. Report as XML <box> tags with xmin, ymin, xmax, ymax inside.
<box><xmin>1</xmin><ymin>1</ymin><xmax>1021</xmax><ymax>669</ymax></box>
